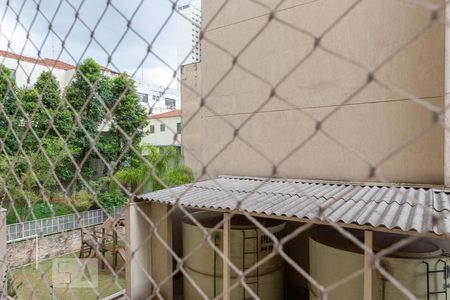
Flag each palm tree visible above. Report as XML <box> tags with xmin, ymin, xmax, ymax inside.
<box><xmin>113</xmin><ymin>145</ymin><xmax>193</xmax><ymax>194</ymax></box>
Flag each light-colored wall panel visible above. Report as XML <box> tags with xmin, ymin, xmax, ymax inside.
<box><xmin>182</xmin><ymin>0</ymin><xmax>445</xmax><ymax>184</ymax></box>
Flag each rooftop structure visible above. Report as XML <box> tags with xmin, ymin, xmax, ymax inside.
<box><xmin>176</xmin><ymin>2</ymin><xmax>201</xmax><ymax>66</ymax></box>
<box><xmin>137</xmin><ymin>175</ymin><xmax>450</xmax><ymax>236</ymax></box>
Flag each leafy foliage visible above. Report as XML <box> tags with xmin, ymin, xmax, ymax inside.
<box><xmin>160</xmin><ymin>165</ymin><xmax>194</xmax><ymax>188</ymax></box>
<box><xmin>98</xmin><ymin>73</ymin><xmax>147</xmax><ymax>165</ymax></box>
<box><xmin>0</xmin><ymin>65</ymin><xmax>19</xmax><ymax>154</ymax></box>
<box><xmin>6</xmin><ymin>201</ymin><xmax>73</xmax><ymax>224</ymax></box>
<box><xmin>87</xmin><ymin>177</ymin><xmax>127</xmax><ymax>212</ymax></box>
<box><xmin>0</xmin><ymin>58</ymin><xmax>149</xmax><ymax>223</ymax></box>
<box><xmin>114</xmin><ymin>145</ymin><xmax>193</xmax><ymax>193</ymax></box>
<box><xmin>23</xmin><ymin>137</ymin><xmax>79</xmax><ymax>193</ymax></box>
<box><xmin>65</xmin><ymin>58</ymin><xmax>111</xmax><ymax>177</ymax></box>
<box><xmin>69</xmin><ymin>190</ymin><xmax>94</xmax><ymax>212</ymax></box>
<box><xmin>98</xmin><ymin>190</ymin><xmax>127</xmax><ymax>212</ymax></box>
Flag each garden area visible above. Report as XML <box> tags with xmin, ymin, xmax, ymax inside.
<box><xmin>10</xmin><ymin>251</ymin><xmax>126</xmax><ymax>299</ymax></box>
<box><xmin>0</xmin><ymin>59</ymin><xmax>193</xmax><ymax>225</ymax></box>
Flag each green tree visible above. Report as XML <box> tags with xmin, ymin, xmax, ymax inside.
<box><xmin>34</xmin><ymin>71</ymin><xmax>73</xmax><ymax>138</ymax></box>
<box><xmin>98</xmin><ymin>73</ymin><xmax>147</xmax><ymax>166</ymax></box>
<box><xmin>14</xmin><ymin>72</ymin><xmax>73</xmax><ymax>152</ymax></box>
<box><xmin>16</xmin><ymin>73</ymin><xmax>77</xmax><ymax>186</ymax></box>
<box><xmin>0</xmin><ymin>65</ymin><xmax>20</xmax><ymax>154</ymax></box>
<box><xmin>0</xmin><ymin>59</ymin><xmax>156</xmax><ymax>222</ymax></box>
<box><xmin>23</xmin><ymin>137</ymin><xmax>80</xmax><ymax>193</ymax></box>
<box><xmin>65</xmin><ymin>58</ymin><xmax>112</xmax><ymax>176</ymax></box>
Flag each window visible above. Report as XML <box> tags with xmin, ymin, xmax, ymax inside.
<box><xmin>138</xmin><ymin>92</ymin><xmax>148</xmax><ymax>103</ymax></box>
<box><xmin>165</xmin><ymin>98</ymin><xmax>176</xmax><ymax>108</ymax></box>
<box><xmin>149</xmin><ymin>125</ymin><xmax>155</xmax><ymax>134</ymax></box>
<box><xmin>176</xmin><ymin>122</ymin><xmax>181</xmax><ymax>134</ymax></box>
<box><xmin>152</xmin><ymin>94</ymin><xmax>160</xmax><ymax>102</ymax></box>
<box><xmin>160</xmin><ymin>124</ymin><xmax>165</xmax><ymax>132</ymax></box>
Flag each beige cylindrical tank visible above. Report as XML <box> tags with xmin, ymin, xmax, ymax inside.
<box><xmin>309</xmin><ymin>226</ymin><xmax>447</xmax><ymax>300</ymax></box>
<box><xmin>183</xmin><ymin>211</ymin><xmax>286</xmax><ymax>300</ymax></box>
<box><xmin>185</xmin><ymin>266</ymin><xmax>285</xmax><ymax>300</ymax></box>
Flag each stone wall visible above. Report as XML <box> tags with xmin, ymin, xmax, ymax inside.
<box><xmin>7</xmin><ymin>229</ymin><xmax>82</xmax><ymax>268</ymax></box>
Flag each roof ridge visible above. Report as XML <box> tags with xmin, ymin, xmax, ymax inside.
<box><xmin>217</xmin><ymin>175</ymin><xmax>446</xmax><ymax>190</ymax></box>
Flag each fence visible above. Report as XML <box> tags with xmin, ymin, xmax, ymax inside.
<box><xmin>6</xmin><ymin>206</ymin><xmax>124</xmax><ymax>242</ymax></box>
<box><xmin>0</xmin><ymin>0</ymin><xmax>449</xmax><ymax>300</ymax></box>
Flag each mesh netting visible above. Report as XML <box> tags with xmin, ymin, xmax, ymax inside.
<box><xmin>0</xmin><ymin>0</ymin><xmax>449</xmax><ymax>299</ymax></box>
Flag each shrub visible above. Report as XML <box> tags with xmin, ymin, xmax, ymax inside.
<box><xmin>70</xmin><ymin>191</ymin><xmax>94</xmax><ymax>212</ymax></box>
<box><xmin>161</xmin><ymin>165</ymin><xmax>194</xmax><ymax>188</ymax></box>
<box><xmin>28</xmin><ymin>202</ymin><xmax>74</xmax><ymax>221</ymax></box>
<box><xmin>6</xmin><ymin>207</ymin><xmax>28</xmax><ymax>224</ymax></box>
<box><xmin>54</xmin><ymin>202</ymin><xmax>73</xmax><ymax>216</ymax></box>
<box><xmin>98</xmin><ymin>190</ymin><xmax>127</xmax><ymax>212</ymax></box>
<box><xmin>31</xmin><ymin>202</ymin><xmax>52</xmax><ymax>219</ymax></box>
<box><xmin>7</xmin><ymin>201</ymin><xmax>85</xmax><ymax>224</ymax></box>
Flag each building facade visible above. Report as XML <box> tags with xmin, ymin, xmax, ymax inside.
<box><xmin>136</xmin><ymin>82</ymin><xmax>181</xmax><ymax>115</ymax></box>
<box><xmin>177</xmin><ymin>2</ymin><xmax>202</xmax><ymax>66</ymax></box>
<box><xmin>0</xmin><ymin>50</ymin><xmax>76</xmax><ymax>88</ymax></box>
<box><xmin>181</xmin><ymin>0</ymin><xmax>444</xmax><ymax>185</ymax></box>
<box><xmin>141</xmin><ymin>110</ymin><xmax>181</xmax><ymax>147</ymax></box>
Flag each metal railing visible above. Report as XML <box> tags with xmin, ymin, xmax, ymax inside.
<box><xmin>6</xmin><ymin>206</ymin><xmax>124</xmax><ymax>242</ymax></box>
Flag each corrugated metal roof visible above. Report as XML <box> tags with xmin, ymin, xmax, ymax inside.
<box><xmin>136</xmin><ymin>176</ymin><xmax>450</xmax><ymax>235</ymax></box>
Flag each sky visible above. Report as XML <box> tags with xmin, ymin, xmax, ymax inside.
<box><xmin>0</xmin><ymin>0</ymin><xmax>200</xmax><ymax>87</ymax></box>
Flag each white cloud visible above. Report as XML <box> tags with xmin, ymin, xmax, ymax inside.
<box><xmin>131</xmin><ymin>66</ymin><xmax>178</xmax><ymax>88</ymax></box>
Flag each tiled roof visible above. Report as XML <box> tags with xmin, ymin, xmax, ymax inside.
<box><xmin>137</xmin><ymin>176</ymin><xmax>450</xmax><ymax>236</ymax></box>
<box><xmin>0</xmin><ymin>50</ymin><xmax>118</xmax><ymax>73</ymax></box>
<box><xmin>148</xmin><ymin>109</ymin><xmax>181</xmax><ymax>119</ymax></box>
<box><xmin>0</xmin><ymin>50</ymin><xmax>75</xmax><ymax>70</ymax></box>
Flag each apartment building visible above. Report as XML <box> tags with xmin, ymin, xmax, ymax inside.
<box><xmin>141</xmin><ymin>109</ymin><xmax>181</xmax><ymax>147</ymax></box>
<box><xmin>182</xmin><ymin>1</ymin><xmax>444</xmax><ymax>185</ymax></box>
<box><xmin>177</xmin><ymin>2</ymin><xmax>202</xmax><ymax>66</ymax></box>
<box><xmin>136</xmin><ymin>82</ymin><xmax>181</xmax><ymax>115</ymax></box>
<box><xmin>0</xmin><ymin>50</ymin><xmax>77</xmax><ymax>88</ymax></box>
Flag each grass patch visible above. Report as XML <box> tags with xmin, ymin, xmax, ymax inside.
<box><xmin>10</xmin><ymin>251</ymin><xmax>126</xmax><ymax>299</ymax></box>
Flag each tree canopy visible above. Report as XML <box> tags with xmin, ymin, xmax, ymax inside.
<box><xmin>0</xmin><ymin>58</ymin><xmax>151</xmax><ymax>221</ymax></box>
<box><xmin>0</xmin><ymin>58</ymin><xmax>193</xmax><ymax>223</ymax></box>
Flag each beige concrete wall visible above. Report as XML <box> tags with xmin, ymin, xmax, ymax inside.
<box><xmin>182</xmin><ymin>0</ymin><xmax>445</xmax><ymax>184</ymax></box>
<box><xmin>181</xmin><ymin>63</ymin><xmax>204</xmax><ymax>179</ymax></box>
<box><xmin>125</xmin><ymin>202</ymin><xmax>173</xmax><ymax>300</ymax></box>
<box><xmin>125</xmin><ymin>202</ymin><xmax>152</xmax><ymax>299</ymax></box>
